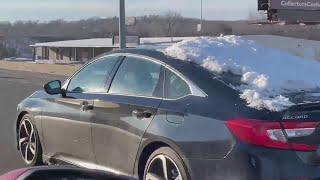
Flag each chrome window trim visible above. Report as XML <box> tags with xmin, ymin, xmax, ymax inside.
<box><xmin>76</xmin><ymin>91</ymin><xmax>191</xmax><ymax>101</ymax></box>
<box><xmin>64</xmin><ymin>52</ymin><xmax>208</xmax><ymax>100</ymax></box>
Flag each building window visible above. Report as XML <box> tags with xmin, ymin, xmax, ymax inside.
<box><xmin>55</xmin><ymin>48</ymin><xmax>63</xmax><ymax>60</ymax></box>
<box><xmin>60</xmin><ymin>49</ymin><xmax>63</xmax><ymax>60</ymax></box>
<box><xmin>56</xmin><ymin>48</ymin><xmax>59</xmax><ymax>60</ymax></box>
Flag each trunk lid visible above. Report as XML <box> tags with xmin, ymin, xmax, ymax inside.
<box><xmin>281</xmin><ymin>102</ymin><xmax>320</xmax><ymax>165</ymax></box>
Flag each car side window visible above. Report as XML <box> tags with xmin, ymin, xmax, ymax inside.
<box><xmin>109</xmin><ymin>56</ymin><xmax>163</xmax><ymax>98</ymax></box>
<box><xmin>67</xmin><ymin>56</ymin><xmax>119</xmax><ymax>93</ymax></box>
<box><xmin>165</xmin><ymin>69</ymin><xmax>191</xmax><ymax>99</ymax></box>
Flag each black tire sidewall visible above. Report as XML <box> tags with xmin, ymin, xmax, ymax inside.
<box><xmin>143</xmin><ymin>147</ymin><xmax>190</xmax><ymax>180</ymax></box>
<box><xmin>18</xmin><ymin>114</ymin><xmax>42</xmax><ymax>166</ymax></box>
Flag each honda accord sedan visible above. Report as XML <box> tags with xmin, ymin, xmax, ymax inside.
<box><xmin>15</xmin><ymin>48</ymin><xmax>320</xmax><ymax>180</ymax></box>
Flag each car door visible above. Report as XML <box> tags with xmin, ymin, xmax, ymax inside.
<box><xmin>87</xmin><ymin>55</ymin><xmax>164</xmax><ymax>176</ymax></box>
<box><xmin>41</xmin><ymin>55</ymin><xmax>120</xmax><ymax>163</ymax></box>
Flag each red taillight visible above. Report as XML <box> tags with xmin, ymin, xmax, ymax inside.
<box><xmin>225</xmin><ymin>118</ymin><xmax>318</xmax><ymax>152</ymax></box>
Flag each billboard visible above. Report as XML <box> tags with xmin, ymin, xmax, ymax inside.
<box><xmin>277</xmin><ymin>9</ymin><xmax>320</xmax><ymax>21</ymax></box>
<box><xmin>270</xmin><ymin>0</ymin><xmax>320</xmax><ymax>10</ymax></box>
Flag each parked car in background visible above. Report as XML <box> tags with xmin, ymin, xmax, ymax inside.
<box><xmin>14</xmin><ymin>48</ymin><xmax>320</xmax><ymax>180</ymax></box>
<box><xmin>3</xmin><ymin>57</ymin><xmax>17</xmax><ymax>61</ymax></box>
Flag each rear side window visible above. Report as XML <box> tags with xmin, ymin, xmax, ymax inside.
<box><xmin>165</xmin><ymin>69</ymin><xmax>191</xmax><ymax>99</ymax></box>
<box><xmin>109</xmin><ymin>56</ymin><xmax>163</xmax><ymax>98</ymax></box>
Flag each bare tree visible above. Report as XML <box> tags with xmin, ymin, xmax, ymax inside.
<box><xmin>164</xmin><ymin>11</ymin><xmax>183</xmax><ymax>41</ymax></box>
<box><xmin>3</xmin><ymin>13</ymin><xmax>320</xmax><ymax>58</ymax></box>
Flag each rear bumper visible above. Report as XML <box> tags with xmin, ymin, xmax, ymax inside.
<box><xmin>186</xmin><ymin>143</ymin><xmax>320</xmax><ymax>180</ymax></box>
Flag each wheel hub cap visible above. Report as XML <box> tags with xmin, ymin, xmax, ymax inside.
<box><xmin>145</xmin><ymin>154</ymin><xmax>182</xmax><ymax>180</ymax></box>
<box><xmin>18</xmin><ymin>118</ymin><xmax>37</xmax><ymax>164</ymax></box>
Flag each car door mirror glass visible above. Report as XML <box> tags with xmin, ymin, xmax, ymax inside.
<box><xmin>44</xmin><ymin>80</ymin><xmax>62</xmax><ymax>95</ymax></box>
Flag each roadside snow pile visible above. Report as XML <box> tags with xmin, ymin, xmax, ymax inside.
<box><xmin>163</xmin><ymin>36</ymin><xmax>320</xmax><ymax>111</ymax></box>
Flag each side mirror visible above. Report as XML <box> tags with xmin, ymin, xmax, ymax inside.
<box><xmin>44</xmin><ymin>80</ymin><xmax>62</xmax><ymax>95</ymax></box>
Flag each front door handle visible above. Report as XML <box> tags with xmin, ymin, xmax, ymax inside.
<box><xmin>80</xmin><ymin>101</ymin><xmax>94</xmax><ymax>111</ymax></box>
<box><xmin>132</xmin><ymin>110</ymin><xmax>153</xmax><ymax>119</ymax></box>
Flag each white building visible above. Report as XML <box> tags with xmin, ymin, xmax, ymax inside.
<box><xmin>30</xmin><ymin>37</ymin><xmax>193</xmax><ymax>63</ymax></box>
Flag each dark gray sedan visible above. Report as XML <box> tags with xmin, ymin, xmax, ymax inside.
<box><xmin>15</xmin><ymin>48</ymin><xmax>320</xmax><ymax>180</ymax></box>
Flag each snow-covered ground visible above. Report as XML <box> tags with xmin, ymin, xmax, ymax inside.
<box><xmin>35</xmin><ymin>59</ymin><xmax>83</xmax><ymax>65</ymax></box>
<box><xmin>162</xmin><ymin>36</ymin><xmax>320</xmax><ymax>112</ymax></box>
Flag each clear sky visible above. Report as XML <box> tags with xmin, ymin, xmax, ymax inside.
<box><xmin>0</xmin><ymin>0</ymin><xmax>257</xmax><ymax>22</ymax></box>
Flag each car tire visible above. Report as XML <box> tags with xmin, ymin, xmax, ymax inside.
<box><xmin>17</xmin><ymin>114</ymin><xmax>43</xmax><ymax>166</ymax></box>
<box><xmin>143</xmin><ymin>147</ymin><xmax>190</xmax><ymax>180</ymax></box>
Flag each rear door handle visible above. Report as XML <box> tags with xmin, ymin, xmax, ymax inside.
<box><xmin>80</xmin><ymin>101</ymin><xmax>94</xmax><ymax>111</ymax></box>
<box><xmin>132</xmin><ymin>110</ymin><xmax>153</xmax><ymax>119</ymax></box>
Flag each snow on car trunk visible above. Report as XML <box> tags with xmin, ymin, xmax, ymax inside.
<box><xmin>162</xmin><ymin>36</ymin><xmax>320</xmax><ymax>112</ymax></box>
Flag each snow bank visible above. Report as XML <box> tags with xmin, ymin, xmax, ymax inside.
<box><xmin>163</xmin><ymin>36</ymin><xmax>320</xmax><ymax>111</ymax></box>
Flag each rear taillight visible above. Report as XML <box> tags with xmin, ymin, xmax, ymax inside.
<box><xmin>225</xmin><ymin>118</ymin><xmax>318</xmax><ymax>152</ymax></box>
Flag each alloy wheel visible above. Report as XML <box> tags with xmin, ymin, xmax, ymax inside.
<box><xmin>18</xmin><ymin>117</ymin><xmax>37</xmax><ymax>165</ymax></box>
<box><xmin>145</xmin><ymin>154</ymin><xmax>183</xmax><ymax>180</ymax></box>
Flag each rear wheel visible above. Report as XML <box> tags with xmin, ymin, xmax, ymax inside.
<box><xmin>144</xmin><ymin>147</ymin><xmax>189</xmax><ymax>180</ymax></box>
<box><xmin>18</xmin><ymin>114</ymin><xmax>42</xmax><ymax>166</ymax></box>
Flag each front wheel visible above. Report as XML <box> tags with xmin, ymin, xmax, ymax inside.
<box><xmin>18</xmin><ymin>114</ymin><xmax>43</xmax><ymax>166</ymax></box>
<box><xmin>144</xmin><ymin>147</ymin><xmax>190</xmax><ymax>180</ymax></box>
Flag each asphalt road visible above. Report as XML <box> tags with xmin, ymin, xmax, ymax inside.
<box><xmin>0</xmin><ymin>69</ymin><xmax>66</xmax><ymax>174</ymax></box>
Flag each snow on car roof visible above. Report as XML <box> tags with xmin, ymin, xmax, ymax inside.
<box><xmin>162</xmin><ymin>35</ymin><xmax>320</xmax><ymax>112</ymax></box>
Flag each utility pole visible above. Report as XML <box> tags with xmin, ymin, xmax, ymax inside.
<box><xmin>200</xmin><ymin>0</ymin><xmax>203</xmax><ymax>35</ymax></box>
<box><xmin>119</xmin><ymin>0</ymin><xmax>126</xmax><ymax>49</ymax></box>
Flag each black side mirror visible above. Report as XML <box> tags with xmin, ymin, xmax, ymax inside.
<box><xmin>44</xmin><ymin>80</ymin><xmax>62</xmax><ymax>95</ymax></box>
